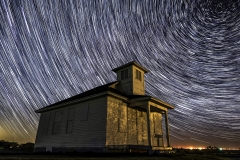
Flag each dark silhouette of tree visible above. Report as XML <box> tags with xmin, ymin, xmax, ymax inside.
<box><xmin>19</xmin><ymin>142</ymin><xmax>34</xmax><ymax>152</ymax></box>
<box><xmin>0</xmin><ymin>140</ymin><xmax>34</xmax><ymax>152</ymax></box>
<box><xmin>206</xmin><ymin>146</ymin><xmax>220</xmax><ymax>155</ymax></box>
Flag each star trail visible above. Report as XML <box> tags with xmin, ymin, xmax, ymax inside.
<box><xmin>0</xmin><ymin>0</ymin><xmax>239</xmax><ymax>148</ymax></box>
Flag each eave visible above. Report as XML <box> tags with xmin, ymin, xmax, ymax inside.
<box><xmin>130</xmin><ymin>96</ymin><xmax>174</xmax><ymax>110</ymax></box>
<box><xmin>35</xmin><ymin>91</ymin><xmax>128</xmax><ymax>113</ymax></box>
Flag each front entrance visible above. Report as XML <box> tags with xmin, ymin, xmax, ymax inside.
<box><xmin>151</xmin><ymin>113</ymin><xmax>164</xmax><ymax>147</ymax></box>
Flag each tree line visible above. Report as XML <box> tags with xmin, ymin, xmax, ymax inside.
<box><xmin>0</xmin><ymin>140</ymin><xmax>34</xmax><ymax>152</ymax></box>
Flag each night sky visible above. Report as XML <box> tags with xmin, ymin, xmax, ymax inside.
<box><xmin>0</xmin><ymin>0</ymin><xmax>239</xmax><ymax>148</ymax></box>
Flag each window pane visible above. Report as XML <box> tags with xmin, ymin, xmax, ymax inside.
<box><xmin>53</xmin><ymin>111</ymin><xmax>62</xmax><ymax>134</ymax></box>
<box><xmin>136</xmin><ymin>70</ymin><xmax>141</xmax><ymax>81</ymax></box>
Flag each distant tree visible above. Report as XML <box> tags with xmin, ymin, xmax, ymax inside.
<box><xmin>0</xmin><ymin>140</ymin><xmax>10</xmax><ymax>149</ymax></box>
<box><xmin>0</xmin><ymin>140</ymin><xmax>5</xmax><ymax>147</ymax></box>
<box><xmin>213</xmin><ymin>146</ymin><xmax>220</xmax><ymax>155</ymax></box>
<box><xmin>206</xmin><ymin>146</ymin><xmax>211</xmax><ymax>150</ymax></box>
<box><xmin>0</xmin><ymin>140</ymin><xmax>19</xmax><ymax>150</ymax></box>
<box><xmin>9</xmin><ymin>141</ymin><xmax>19</xmax><ymax>149</ymax></box>
<box><xmin>206</xmin><ymin>146</ymin><xmax>220</xmax><ymax>155</ymax></box>
<box><xmin>19</xmin><ymin>142</ymin><xmax>34</xmax><ymax>152</ymax></box>
<box><xmin>0</xmin><ymin>140</ymin><xmax>34</xmax><ymax>152</ymax></box>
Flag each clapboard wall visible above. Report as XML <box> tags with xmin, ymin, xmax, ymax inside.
<box><xmin>106</xmin><ymin>96</ymin><xmax>128</xmax><ymax>145</ymax></box>
<box><xmin>35</xmin><ymin>97</ymin><xmax>107</xmax><ymax>149</ymax></box>
<box><xmin>106</xmin><ymin>96</ymin><xmax>163</xmax><ymax>147</ymax></box>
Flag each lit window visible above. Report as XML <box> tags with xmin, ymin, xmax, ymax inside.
<box><xmin>52</xmin><ymin>111</ymin><xmax>62</xmax><ymax>134</ymax></box>
<box><xmin>66</xmin><ymin>108</ymin><xmax>75</xmax><ymax>133</ymax></box>
<box><xmin>136</xmin><ymin>69</ymin><xmax>141</xmax><ymax>81</ymax></box>
<box><xmin>121</xmin><ymin>69</ymin><xmax>128</xmax><ymax>80</ymax></box>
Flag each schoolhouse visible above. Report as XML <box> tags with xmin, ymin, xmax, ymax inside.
<box><xmin>34</xmin><ymin>61</ymin><xmax>174</xmax><ymax>153</ymax></box>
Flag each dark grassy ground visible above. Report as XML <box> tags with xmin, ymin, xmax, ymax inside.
<box><xmin>0</xmin><ymin>154</ymin><xmax>237</xmax><ymax>160</ymax></box>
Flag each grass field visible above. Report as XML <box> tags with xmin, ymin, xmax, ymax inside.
<box><xmin>0</xmin><ymin>154</ymin><xmax>237</xmax><ymax>160</ymax></box>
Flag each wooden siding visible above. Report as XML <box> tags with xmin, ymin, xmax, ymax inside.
<box><xmin>35</xmin><ymin>112</ymin><xmax>49</xmax><ymax>140</ymax></box>
<box><xmin>35</xmin><ymin>95</ymin><xmax>165</xmax><ymax>150</ymax></box>
<box><xmin>136</xmin><ymin>110</ymin><xmax>148</xmax><ymax>145</ymax></box>
<box><xmin>106</xmin><ymin>96</ymin><xmax>163</xmax><ymax>146</ymax></box>
<box><xmin>127</xmin><ymin>108</ymin><xmax>148</xmax><ymax>145</ymax></box>
<box><xmin>127</xmin><ymin>107</ymin><xmax>137</xmax><ymax>144</ymax></box>
<box><xmin>106</xmin><ymin>96</ymin><xmax>127</xmax><ymax>145</ymax></box>
<box><xmin>35</xmin><ymin>97</ymin><xmax>107</xmax><ymax>149</ymax></box>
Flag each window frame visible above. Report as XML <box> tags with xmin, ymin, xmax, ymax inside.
<box><xmin>52</xmin><ymin>111</ymin><xmax>63</xmax><ymax>134</ymax></box>
<box><xmin>136</xmin><ymin>69</ymin><xmax>142</xmax><ymax>81</ymax></box>
<box><xmin>66</xmin><ymin>108</ymin><xmax>75</xmax><ymax>133</ymax></box>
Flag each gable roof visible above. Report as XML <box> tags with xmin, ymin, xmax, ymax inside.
<box><xmin>35</xmin><ymin>81</ymin><xmax>124</xmax><ymax>113</ymax></box>
<box><xmin>35</xmin><ymin>81</ymin><xmax>174</xmax><ymax>113</ymax></box>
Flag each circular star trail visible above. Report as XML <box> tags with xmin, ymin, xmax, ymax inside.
<box><xmin>0</xmin><ymin>0</ymin><xmax>239</xmax><ymax>148</ymax></box>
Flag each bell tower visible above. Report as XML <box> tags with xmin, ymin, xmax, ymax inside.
<box><xmin>112</xmin><ymin>61</ymin><xmax>149</xmax><ymax>95</ymax></box>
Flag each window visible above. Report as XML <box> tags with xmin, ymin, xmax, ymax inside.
<box><xmin>121</xmin><ymin>69</ymin><xmax>128</xmax><ymax>80</ymax></box>
<box><xmin>52</xmin><ymin>111</ymin><xmax>62</xmax><ymax>134</ymax></box>
<box><xmin>66</xmin><ymin>108</ymin><xmax>75</xmax><ymax>133</ymax></box>
<box><xmin>136</xmin><ymin>69</ymin><xmax>141</xmax><ymax>81</ymax></box>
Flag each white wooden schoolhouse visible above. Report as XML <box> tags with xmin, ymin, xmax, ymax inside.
<box><xmin>34</xmin><ymin>61</ymin><xmax>174</xmax><ymax>153</ymax></box>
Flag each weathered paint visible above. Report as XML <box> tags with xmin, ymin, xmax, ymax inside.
<box><xmin>127</xmin><ymin>107</ymin><xmax>137</xmax><ymax>144</ymax></box>
<box><xmin>106</xmin><ymin>96</ymin><xmax>163</xmax><ymax>147</ymax></box>
<box><xmin>106</xmin><ymin>96</ymin><xmax>128</xmax><ymax>145</ymax></box>
<box><xmin>136</xmin><ymin>109</ymin><xmax>148</xmax><ymax>145</ymax></box>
